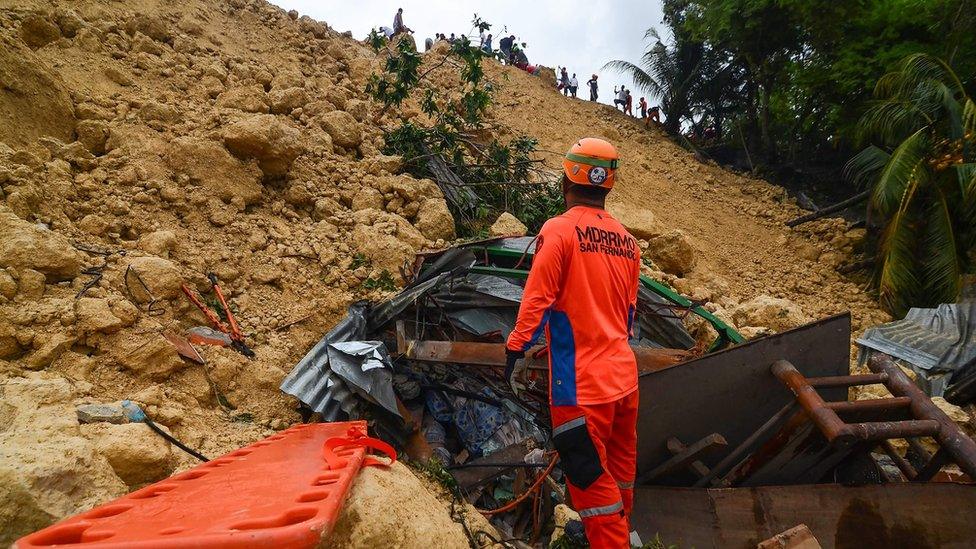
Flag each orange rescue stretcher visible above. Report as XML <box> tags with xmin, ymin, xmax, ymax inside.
<box><xmin>14</xmin><ymin>421</ymin><xmax>395</xmax><ymax>548</ymax></box>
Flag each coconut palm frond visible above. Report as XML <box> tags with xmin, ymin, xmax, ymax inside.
<box><xmin>601</xmin><ymin>59</ymin><xmax>663</xmax><ymax>98</ymax></box>
<box><xmin>921</xmin><ymin>187</ymin><xmax>962</xmax><ymax>304</ymax></box>
<box><xmin>912</xmin><ymin>80</ymin><xmax>964</xmax><ymax>139</ymax></box>
<box><xmin>963</xmin><ymin>99</ymin><xmax>976</xmax><ymax>135</ymax></box>
<box><xmin>898</xmin><ymin>53</ymin><xmax>966</xmax><ymax>98</ymax></box>
<box><xmin>644</xmin><ymin>27</ymin><xmax>662</xmax><ymax>43</ymax></box>
<box><xmin>870</xmin><ymin>128</ymin><xmax>929</xmax><ymax>216</ymax></box>
<box><xmin>857</xmin><ymin>100</ymin><xmax>933</xmax><ymax>146</ymax></box>
<box><xmin>877</xmin><ymin>200</ymin><xmax>922</xmax><ymax>317</ymax></box>
<box><xmin>845</xmin><ymin>145</ymin><xmax>890</xmax><ymax>189</ymax></box>
<box><xmin>858</xmin><ymin>54</ymin><xmax>972</xmax><ymax>316</ymax></box>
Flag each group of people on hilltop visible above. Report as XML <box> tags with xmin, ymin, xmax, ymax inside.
<box><xmin>557</xmin><ymin>67</ymin><xmax>579</xmax><ymax>98</ymax></box>
<box><xmin>559</xmin><ymin>68</ymin><xmax>601</xmax><ymax>103</ymax></box>
<box><xmin>612</xmin><ymin>85</ymin><xmax>660</xmax><ymax>126</ymax></box>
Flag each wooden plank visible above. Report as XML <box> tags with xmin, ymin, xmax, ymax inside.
<box><xmin>639</xmin><ymin>433</ymin><xmax>727</xmax><ymax>484</ymax></box>
<box><xmin>449</xmin><ymin>440</ymin><xmax>533</xmax><ymax>492</ymax></box>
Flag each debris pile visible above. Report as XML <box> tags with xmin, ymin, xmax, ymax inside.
<box><xmin>281</xmin><ymin>236</ymin><xmax>736</xmax><ymax>543</ymax></box>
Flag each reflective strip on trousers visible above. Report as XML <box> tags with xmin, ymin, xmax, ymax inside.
<box><xmin>553</xmin><ymin>416</ymin><xmax>586</xmax><ymax>437</ymax></box>
<box><xmin>617</xmin><ymin>480</ymin><xmax>634</xmax><ymax>490</ymax></box>
<box><xmin>578</xmin><ymin>500</ymin><xmax>623</xmax><ymax>518</ymax></box>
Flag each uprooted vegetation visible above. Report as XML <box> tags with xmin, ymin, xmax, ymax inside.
<box><xmin>4</xmin><ymin>0</ymin><xmax>968</xmax><ymax>546</ymax></box>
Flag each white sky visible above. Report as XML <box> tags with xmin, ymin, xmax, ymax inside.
<box><xmin>270</xmin><ymin>1</ymin><xmax>666</xmax><ymax>108</ymax></box>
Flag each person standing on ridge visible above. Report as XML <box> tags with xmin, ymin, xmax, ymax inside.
<box><xmin>587</xmin><ymin>74</ymin><xmax>599</xmax><ymax>101</ymax></box>
<box><xmin>638</xmin><ymin>97</ymin><xmax>647</xmax><ymax>120</ymax></box>
<box><xmin>483</xmin><ymin>33</ymin><xmax>493</xmax><ymax>53</ymax></box>
<box><xmin>625</xmin><ymin>89</ymin><xmax>633</xmax><ymax>116</ymax></box>
<box><xmin>499</xmin><ymin>34</ymin><xmax>515</xmax><ymax>63</ymax></box>
<box><xmin>569</xmin><ymin>73</ymin><xmax>579</xmax><ymax>98</ymax></box>
<box><xmin>506</xmin><ymin>138</ymin><xmax>640</xmax><ymax>549</ymax></box>
<box><xmin>614</xmin><ymin>86</ymin><xmax>627</xmax><ymax>112</ymax></box>
<box><xmin>560</xmin><ymin>67</ymin><xmax>570</xmax><ymax>95</ymax></box>
<box><xmin>392</xmin><ymin>8</ymin><xmax>411</xmax><ymax>36</ymax></box>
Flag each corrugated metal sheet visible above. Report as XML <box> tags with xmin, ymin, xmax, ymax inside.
<box><xmin>858</xmin><ymin>300</ymin><xmax>976</xmax><ymax>396</ymax></box>
<box><xmin>280</xmin><ymin>304</ymin><xmax>368</xmax><ymax>421</ymax></box>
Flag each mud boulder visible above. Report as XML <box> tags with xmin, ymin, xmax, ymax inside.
<box><xmin>350</xmin><ymin>210</ymin><xmax>425</xmax><ymax>277</ymax></box>
<box><xmin>269</xmin><ymin>86</ymin><xmax>309</xmax><ymax>114</ymax></box>
<box><xmin>125</xmin><ymin>13</ymin><xmax>172</xmax><ymax>43</ymax></box>
<box><xmin>489</xmin><ymin>212</ymin><xmax>528</xmax><ymax>237</ymax></box>
<box><xmin>223</xmin><ymin>115</ymin><xmax>303</xmax><ymax>177</ymax></box>
<box><xmin>414</xmin><ymin>199</ymin><xmax>456</xmax><ymax>242</ymax></box>
<box><xmin>0</xmin><ymin>36</ymin><xmax>76</xmax><ymax>149</ymax></box>
<box><xmin>0</xmin><ymin>206</ymin><xmax>83</xmax><ymax>280</ymax></box>
<box><xmin>105</xmin><ymin>332</ymin><xmax>187</xmax><ymax>380</ymax></box>
<box><xmin>732</xmin><ymin>295</ymin><xmax>811</xmax><ymax>333</ymax></box>
<box><xmin>137</xmin><ymin>230</ymin><xmax>177</xmax><ymax>259</ymax></box>
<box><xmin>319</xmin><ymin>110</ymin><xmax>362</xmax><ymax>149</ymax></box>
<box><xmin>646</xmin><ymin>230</ymin><xmax>697</xmax><ymax>276</ymax></box>
<box><xmin>610</xmin><ymin>203</ymin><xmax>663</xmax><ymax>241</ymax></box>
<box><xmin>216</xmin><ymin>86</ymin><xmax>269</xmax><ymax>113</ymax></box>
<box><xmin>164</xmin><ymin>137</ymin><xmax>263</xmax><ymax>205</ymax></box>
<box><xmin>0</xmin><ymin>375</ymin><xmax>127</xmax><ymax>545</ymax></box>
<box><xmin>19</xmin><ymin>14</ymin><xmax>61</xmax><ymax>49</ymax></box>
<box><xmin>75</xmin><ymin>120</ymin><xmax>110</xmax><ymax>155</ymax></box>
<box><xmin>75</xmin><ymin>298</ymin><xmax>123</xmax><ymax>336</ymax></box>
<box><xmin>332</xmin><ymin>461</ymin><xmax>496</xmax><ymax>548</ymax></box>
<box><xmin>123</xmin><ymin>255</ymin><xmax>183</xmax><ymax>300</ymax></box>
<box><xmin>81</xmin><ymin>422</ymin><xmax>175</xmax><ymax>488</ymax></box>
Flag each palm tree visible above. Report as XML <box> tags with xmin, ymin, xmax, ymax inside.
<box><xmin>846</xmin><ymin>54</ymin><xmax>976</xmax><ymax>316</ymax></box>
<box><xmin>602</xmin><ymin>28</ymin><xmax>703</xmax><ymax>134</ymax></box>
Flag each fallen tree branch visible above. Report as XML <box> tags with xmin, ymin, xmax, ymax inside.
<box><xmin>786</xmin><ymin>190</ymin><xmax>870</xmax><ymax>227</ymax></box>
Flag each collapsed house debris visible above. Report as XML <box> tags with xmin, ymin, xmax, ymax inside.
<box><xmin>280</xmin><ymin>237</ymin><xmax>976</xmax><ymax>547</ymax></box>
<box><xmin>280</xmin><ymin>236</ymin><xmax>740</xmax><ymax>541</ymax></box>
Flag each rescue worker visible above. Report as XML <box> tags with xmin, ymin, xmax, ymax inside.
<box><xmin>505</xmin><ymin>138</ymin><xmax>639</xmax><ymax>548</ymax></box>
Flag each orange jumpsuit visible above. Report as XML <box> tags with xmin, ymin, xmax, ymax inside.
<box><xmin>506</xmin><ymin>205</ymin><xmax>640</xmax><ymax>548</ymax></box>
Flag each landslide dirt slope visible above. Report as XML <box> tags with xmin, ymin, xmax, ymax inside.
<box><xmin>0</xmin><ymin>0</ymin><xmax>465</xmax><ymax>543</ymax></box>
<box><xmin>484</xmin><ymin>63</ymin><xmax>889</xmax><ymax>337</ymax></box>
<box><xmin>0</xmin><ymin>0</ymin><xmax>895</xmax><ymax>544</ymax></box>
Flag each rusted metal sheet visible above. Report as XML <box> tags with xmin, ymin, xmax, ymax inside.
<box><xmin>632</xmin><ymin>483</ymin><xmax>976</xmax><ymax>549</ymax></box>
<box><xmin>398</xmin><ymin>339</ymin><xmax>692</xmax><ymax>374</ymax></box>
<box><xmin>636</xmin><ymin>314</ymin><xmax>851</xmax><ymax>485</ymax></box>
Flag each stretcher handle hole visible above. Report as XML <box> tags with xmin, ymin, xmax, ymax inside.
<box><xmin>84</xmin><ymin>504</ymin><xmax>133</xmax><ymax>519</ymax></box>
<box><xmin>296</xmin><ymin>490</ymin><xmax>332</xmax><ymax>502</ymax></box>
<box><xmin>227</xmin><ymin>449</ymin><xmax>254</xmax><ymax>457</ymax></box>
<box><xmin>129</xmin><ymin>484</ymin><xmax>177</xmax><ymax>499</ymax></box>
<box><xmin>229</xmin><ymin>507</ymin><xmax>319</xmax><ymax>531</ymax></box>
<box><xmin>204</xmin><ymin>457</ymin><xmax>236</xmax><ymax>467</ymax></box>
<box><xmin>313</xmin><ymin>472</ymin><xmax>341</xmax><ymax>486</ymax></box>
<box><xmin>159</xmin><ymin>527</ymin><xmax>186</xmax><ymax>535</ymax></box>
<box><xmin>171</xmin><ymin>470</ymin><xmax>209</xmax><ymax>481</ymax></box>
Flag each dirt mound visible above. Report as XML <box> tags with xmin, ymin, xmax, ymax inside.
<box><xmin>0</xmin><ymin>0</ymin><xmax>896</xmax><ymax>543</ymax></box>
<box><xmin>0</xmin><ymin>34</ymin><xmax>76</xmax><ymax>148</ymax></box>
<box><xmin>0</xmin><ymin>0</ymin><xmax>456</xmax><ymax>541</ymax></box>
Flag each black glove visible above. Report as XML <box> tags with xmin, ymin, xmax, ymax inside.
<box><xmin>505</xmin><ymin>348</ymin><xmax>527</xmax><ymax>398</ymax></box>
